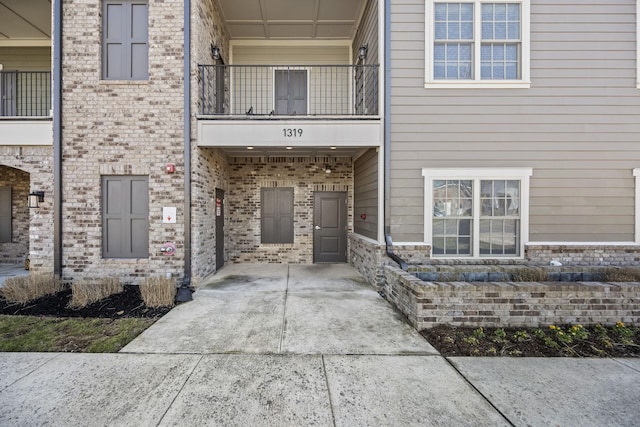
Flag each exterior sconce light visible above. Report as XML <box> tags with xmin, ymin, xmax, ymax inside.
<box><xmin>28</xmin><ymin>191</ymin><xmax>44</xmax><ymax>208</ymax></box>
<box><xmin>211</xmin><ymin>45</ymin><xmax>221</xmax><ymax>61</ymax></box>
<box><xmin>358</xmin><ymin>44</ymin><xmax>368</xmax><ymax>60</ymax></box>
<box><xmin>325</xmin><ymin>165</ymin><xmax>332</xmax><ymax>174</ymax></box>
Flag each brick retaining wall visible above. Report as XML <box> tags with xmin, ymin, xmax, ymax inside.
<box><xmin>383</xmin><ymin>265</ymin><xmax>640</xmax><ymax>330</ymax></box>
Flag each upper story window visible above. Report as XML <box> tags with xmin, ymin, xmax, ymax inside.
<box><xmin>102</xmin><ymin>1</ymin><xmax>149</xmax><ymax>80</ymax></box>
<box><xmin>425</xmin><ymin>1</ymin><xmax>530</xmax><ymax>88</ymax></box>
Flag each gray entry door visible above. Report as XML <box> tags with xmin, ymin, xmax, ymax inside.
<box><xmin>0</xmin><ymin>72</ymin><xmax>17</xmax><ymax>116</ymax></box>
<box><xmin>275</xmin><ymin>70</ymin><xmax>307</xmax><ymax>115</ymax></box>
<box><xmin>215</xmin><ymin>188</ymin><xmax>224</xmax><ymax>270</ymax></box>
<box><xmin>313</xmin><ymin>192</ymin><xmax>347</xmax><ymax>263</ymax></box>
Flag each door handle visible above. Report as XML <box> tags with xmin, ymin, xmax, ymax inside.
<box><xmin>315</xmin><ymin>225</ymin><xmax>321</xmax><ymax>230</ymax></box>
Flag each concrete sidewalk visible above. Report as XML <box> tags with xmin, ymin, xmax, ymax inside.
<box><xmin>0</xmin><ymin>263</ymin><xmax>28</xmax><ymax>286</ymax></box>
<box><xmin>1</xmin><ymin>264</ymin><xmax>639</xmax><ymax>426</ymax></box>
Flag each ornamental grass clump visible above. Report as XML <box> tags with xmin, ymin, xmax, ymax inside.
<box><xmin>601</xmin><ymin>267</ymin><xmax>640</xmax><ymax>282</ymax></box>
<box><xmin>140</xmin><ymin>276</ymin><xmax>176</xmax><ymax>308</ymax></box>
<box><xmin>1</xmin><ymin>273</ymin><xmax>64</xmax><ymax>304</ymax></box>
<box><xmin>69</xmin><ymin>277</ymin><xmax>123</xmax><ymax>308</ymax></box>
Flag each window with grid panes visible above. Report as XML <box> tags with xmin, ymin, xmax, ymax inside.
<box><xmin>423</xmin><ymin>168</ymin><xmax>532</xmax><ymax>258</ymax></box>
<box><xmin>425</xmin><ymin>1</ymin><xmax>529</xmax><ymax>86</ymax></box>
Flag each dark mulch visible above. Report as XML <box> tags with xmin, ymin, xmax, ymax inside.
<box><xmin>0</xmin><ymin>285</ymin><xmax>172</xmax><ymax>318</ymax></box>
<box><xmin>422</xmin><ymin>324</ymin><xmax>640</xmax><ymax>357</ymax></box>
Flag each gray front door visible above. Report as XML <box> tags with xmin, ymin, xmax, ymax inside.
<box><xmin>215</xmin><ymin>188</ymin><xmax>224</xmax><ymax>270</ymax></box>
<box><xmin>313</xmin><ymin>192</ymin><xmax>347</xmax><ymax>263</ymax></box>
<box><xmin>275</xmin><ymin>70</ymin><xmax>307</xmax><ymax>115</ymax></box>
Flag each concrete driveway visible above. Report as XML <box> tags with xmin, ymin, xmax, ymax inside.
<box><xmin>1</xmin><ymin>263</ymin><xmax>639</xmax><ymax>426</ymax></box>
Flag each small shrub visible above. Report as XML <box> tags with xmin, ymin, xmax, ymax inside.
<box><xmin>512</xmin><ymin>330</ymin><xmax>530</xmax><ymax>342</ymax></box>
<box><xmin>69</xmin><ymin>277</ymin><xmax>123</xmax><ymax>309</ymax></box>
<box><xmin>472</xmin><ymin>327</ymin><xmax>485</xmax><ymax>339</ymax></box>
<box><xmin>140</xmin><ymin>277</ymin><xmax>176</xmax><ymax>308</ymax></box>
<box><xmin>1</xmin><ymin>274</ymin><xmax>64</xmax><ymax>304</ymax></box>
<box><xmin>602</xmin><ymin>268</ymin><xmax>640</xmax><ymax>282</ymax></box>
<box><xmin>511</xmin><ymin>268</ymin><xmax>548</xmax><ymax>282</ymax></box>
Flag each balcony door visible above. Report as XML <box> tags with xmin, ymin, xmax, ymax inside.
<box><xmin>274</xmin><ymin>69</ymin><xmax>307</xmax><ymax>115</ymax></box>
<box><xmin>0</xmin><ymin>71</ymin><xmax>17</xmax><ymax>116</ymax></box>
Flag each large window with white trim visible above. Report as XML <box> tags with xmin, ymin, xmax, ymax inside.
<box><xmin>423</xmin><ymin>168</ymin><xmax>532</xmax><ymax>257</ymax></box>
<box><xmin>425</xmin><ymin>0</ymin><xmax>530</xmax><ymax>87</ymax></box>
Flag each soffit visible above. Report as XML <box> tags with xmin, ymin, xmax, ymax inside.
<box><xmin>0</xmin><ymin>0</ymin><xmax>51</xmax><ymax>45</ymax></box>
<box><xmin>217</xmin><ymin>0</ymin><xmax>367</xmax><ymax>39</ymax></box>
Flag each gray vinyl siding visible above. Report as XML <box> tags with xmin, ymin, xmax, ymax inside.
<box><xmin>390</xmin><ymin>0</ymin><xmax>639</xmax><ymax>243</ymax></box>
<box><xmin>354</xmin><ymin>148</ymin><xmax>379</xmax><ymax>240</ymax></box>
<box><xmin>0</xmin><ymin>48</ymin><xmax>51</xmax><ymax>71</ymax></box>
<box><xmin>232</xmin><ymin>46</ymin><xmax>349</xmax><ymax>65</ymax></box>
<box><xmin>353</xmin><ymin>0</ymin><xmax>379</xmax><ymax>66</ymax></box>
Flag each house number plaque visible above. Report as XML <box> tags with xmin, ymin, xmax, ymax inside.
<box><xmin>282</xmin><ymin>128</ymin><xmax>303</xmax><ymax>138</ymax></box>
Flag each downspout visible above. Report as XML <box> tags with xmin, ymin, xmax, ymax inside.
<box><xmin>53</xmin><ymin>0</ymin><xmax>62</xmax><ymax>278</ymax></box>
<box><xmin>176</xmin><ymin>0</ymin><xmax>193</xmax><ymax>301</ymax></box>
<box><xmin>383</xmin><ymin>0</ymin><xmax>407</xmax><ymax>271</ymax></box>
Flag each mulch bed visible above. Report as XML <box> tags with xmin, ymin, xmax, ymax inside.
<box><xmin>0</xmin><ymin>285</ymin><xmax>172</xmax><ymax>318</ymax></box>
<box><xmin>422</xmin><ymin>324</ymin><xmax>640</xmax><ymax>357</ymax></box>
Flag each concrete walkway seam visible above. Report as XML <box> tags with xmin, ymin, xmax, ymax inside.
<box><xmin>156</xmin><ymin>354</ymin><xmax>204</xmax><ymax>426</ymax></box>
<box><xmin>444</xmin><ymin>356</ymin><xmax>516</xmax><ymax>427</ymax></box>
<box><xmin>321</xmin><ymin>355</ymin><xmax>338</xmax><ymax>427</ymax></box>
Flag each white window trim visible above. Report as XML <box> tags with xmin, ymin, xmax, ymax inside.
<box><xmin>637</xmin><ymin>0</ymin><xmax>640</xmax><ymax>88</ymax></box>
<box><xmin>422</xmin><ymin>167</ymin><xmax>533</xmax><ymax>258</ymax></box>
<box><xmin>424</xmin><ymin>0</ymin><xmax>531</xmax><ymax>89</ymax></box>
<box><xmin>635</xmin><ymin>168</ymin><xmax>640</xmax><ymax>243</ymax></box>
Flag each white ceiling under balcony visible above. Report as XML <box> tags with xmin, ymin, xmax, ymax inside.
<box><xmin>0</xmin><ymin>0</ymin><xmax>51</xmax><ymax>46</ymax></box>
<box><xmin>217</xmin><ymin>0</ymin><xmax>368</xmax><ymax>39</ymax></box>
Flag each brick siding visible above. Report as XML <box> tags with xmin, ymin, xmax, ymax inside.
<box><xmin>384</xmin><ymin>265</ymin><xmax>640</xmax><ymax>329</ymax></box>
<box><xmin>0</xmin><ymin>148</ymin><xmax>54</xmax><ymax>271</ymax></box>
<box><xmin>61</xmin><ymin>0</ymin><xmax>186</xmax><ymax>283</ymax></box>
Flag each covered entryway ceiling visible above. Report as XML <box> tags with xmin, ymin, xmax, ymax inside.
<box><xmin>0</xmin><ymin>0</ymin><xmax>51</xmax><ymax>46</ymax></box>
<box><xmin>217</xmin><ymin>0</ymin><xmax>368</xmax><ymax>39</ymax></box>
<box><xmin>219</xmin><ymin>146</ymin><xmax>369</xmax><ymax>159</ymax></box>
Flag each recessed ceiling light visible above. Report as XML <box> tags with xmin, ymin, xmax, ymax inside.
<box><xmin>330</xmin><ymin>146</ymin><xmax>337</xmax><ymax>150</ymax></box>
<box><xmin>286</xmin><ymin>146</ymin><xmax>293</xmax><ymax>150</ymax></box>
<box><xmin>246</xmin><ymin>146</ymin><xmax>254</xmax><ymax>150</ymax></box>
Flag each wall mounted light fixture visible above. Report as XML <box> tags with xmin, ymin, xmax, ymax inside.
<box><xmin>211</xmin><ymin>45</ymin><xmax>221</xmax><ymax>61</ymax></box>
<box><xmin>358</xmin><ymin>44</ymin><xmax>368</xmax><ymax>60</ymax></box>
<box><xmin>28</xmin><ymin>191</ymin><xmax>44</xmax><ymax>208</ymax></box>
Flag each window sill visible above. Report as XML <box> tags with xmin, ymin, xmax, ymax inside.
<box><xmin>99</xmin><ymin>80</ymin><xmax>149</xmax><ymax>85</ymax></box>
<box><xmin>424</xmin><ymin>81</ymin><xmax>531</xmax><ymax>89</ymax></box>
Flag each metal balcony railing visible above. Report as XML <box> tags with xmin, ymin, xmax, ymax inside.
<box><xmin>198</xmin><ymin>64</ymin><xmax>379</xmax><ymax>117</ymax></box>
<box><xmin>0</xmin><ymin>71</ymin><xmax>52</xmax><ymax>117</ymax></box>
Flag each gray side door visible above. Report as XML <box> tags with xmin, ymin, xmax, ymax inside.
<box><xmin>0</xmin><ymin>72</ymin><xmax>17</xmax><ymax>116</ymax></box>
<box><xmin>0</xmin><ymin>186</ymin><xmax>12</xmax><ymax>243</ymax></box>
<box><xmin>313</xmin><ymin>192</ymin><xmax>347</xmax><ymax>263</ymax></box>
<box><xmin>215</xmin><ymin>188</ymin><xmax>224</xmax><ymax>270</ymax></box>
<box><xmin>275</xmin><ymin>70</ymin><xmax>307</xmax><ymax>115</ymax></box>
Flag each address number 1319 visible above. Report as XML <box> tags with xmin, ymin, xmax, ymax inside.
<box><xmin>283</xmin><ymin>128</ymin><xmax>303</xmax><ymax>138</ymax></box>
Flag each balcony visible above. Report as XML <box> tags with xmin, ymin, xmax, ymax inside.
<box><xmin>0</xmin><ymin>71</ymin><xmax>52</xmax><ymax>146</ymax></box>
<box><xmin>197</xmin><ymin>64</ymin><xmax>381</xmax><ymax>149</ymax></box>
<box><xmin>1</xmin><ymin>71</ymin><xmax>51</xmax><ymax>117</ymax></box>
<box><xmin>198</xmin><ymin>64</ymin><xmax>378</xmax><ymax>117</ymax></box>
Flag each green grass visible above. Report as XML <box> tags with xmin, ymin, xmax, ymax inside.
<box><xmin>0</xmin><ymin>315</ymin><xmax>156</xmax><ymax>353</ymax></box>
